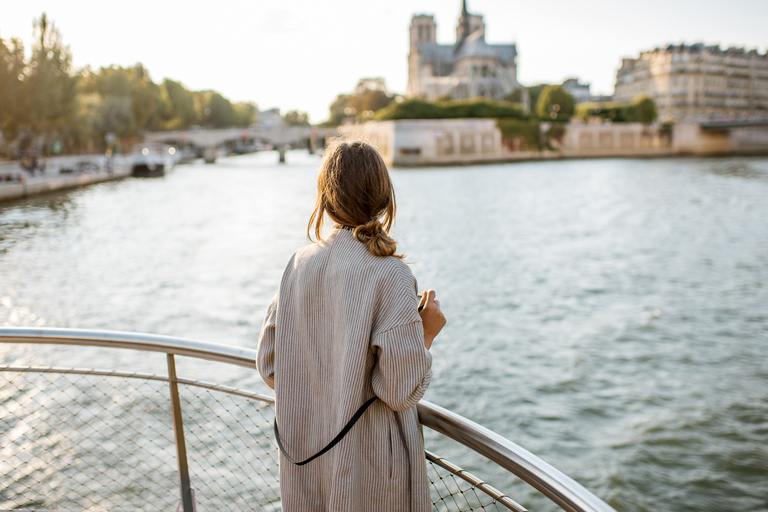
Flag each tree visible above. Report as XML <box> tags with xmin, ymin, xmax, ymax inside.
<box><xmin>129</xmin><ymin>65</ymin><xmax>162</xmax><ymax>132</ymax></box>
<box><xmin>283</xmin><ymin>110</ymin><xmax>310</xmax><ymax>126</ymax></box>
<box><xmin>204</xmin><ymin>92</ymin><xmax>236</xmax><ymax>128</ymax></box>
<box><xmin>67</xmin><ymin>91</ymin><xmax>101</xmax><ymax>152</ymax></box>
<box><xmin>161</xmin><ymin>78</ymin><xmax>197</xmax><ymax>130</ymax></box>
<box><xmin>327</xmin><ymin>94</ymin><xmax>351</xmax><ymax>126</ymax></box>
<box><xmin>325</xmin><ymin>78</ymin><xmax>395</xmax><ymax>125</ymax></box>
<box><xmin>233</xmin><ymin>102</ymin><xmax>257</xmax><ymax>127</ymax></box>
<box><xmin>507</xmin><ymin>84</ymin><xmax>548</xmax><ymax>112</ymax></box>
<box><xmin>0</xmin><ymin>37</ymin><xmax>26</xmax><ymax>142</ymax></box>
<box><xmin>99</xmin><ymin>96</ymin><xmax>135</xmax><ymax>137</ymax></box>
<box><xmin>629</xmin><ymin>96</ymin><xmax>658</xmax><ymax>124</ymax></box>
<box><xmin>374</xmin><ymin>97</ymin><xmax>526</xmax><ymax>121</ymax></box>
<box><xmin>535</xmin><ymin>86</ymin><xmax>574</xmax><ymax>122</ymax></box>
<box><xmin>346</xmin><ymin>89</ymin><xmax>393</xmax><ymax>117</ymax></box>
<box><xmin>0</xmin><ymin>13</ymin><xmax>263</xmax><ymax>153</ymax></box>
<box><xmin>575</xmin><ymin>98</ymin><xmax>658</xmax><ymax>124</ymax></box>
<box><xmin>24</xmin><ymin>13</ymin><xmax>79</xmax><ymax>148</ymax></box>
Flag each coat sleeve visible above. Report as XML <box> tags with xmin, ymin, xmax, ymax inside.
<box><xmin>371</xmin><ymin>321</ymin><xmax>433</xmax><ymax>411</ymax></box>
<box><xmin>256</xmin><ymin>294</ymin><xmax>278</xmax><ymax>389</ymax></box>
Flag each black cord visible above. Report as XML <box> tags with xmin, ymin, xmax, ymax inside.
<box><xmin>274</xmin><ymin>396</ymin><xmax>377</xmax><ymax>466</ymax></box>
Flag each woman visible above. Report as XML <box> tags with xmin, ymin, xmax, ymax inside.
<box><xmin>257</xmin><ymin>140</ymin><xmax>446</xmax><ymax>512</ymax></box>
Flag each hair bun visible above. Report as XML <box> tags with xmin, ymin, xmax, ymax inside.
<box><xmin>353</xmin><ymin>219</ymin><xmax>383</xmax><ymax>240</ymax></box>
<box><xmin>353</xmin><ymin>219</ymin><xmax>397</xmax><ymax>257</ymax></box>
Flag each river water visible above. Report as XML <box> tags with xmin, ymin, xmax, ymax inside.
<box><xmin>1</xmin><ymin>151</ymin><xmax>767</xmax><ymax>511</ymax></box>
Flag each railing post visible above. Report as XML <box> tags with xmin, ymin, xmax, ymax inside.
<box><xmin>168</xmin><ymin>353</ymin><xmax>195</xmax><ymax>512</ymax></box>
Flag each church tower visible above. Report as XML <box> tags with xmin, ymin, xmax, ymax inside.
<box><xmin>410</xmin><ymin>14</ymin><xmax>436</xmax><ymax>51</ymax></box>
<box><xmin>455</xmin><ymin>0</ymin><xmax>485</xmax><ymax>44</ymax></box>
<box><xmin>407</xmin><ymin>15</ymin><xmax>437</xmax><ymax>97</ymax></box>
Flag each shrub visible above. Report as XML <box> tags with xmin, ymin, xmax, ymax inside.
<box><xmin>375</xmin><ymin>97</ymin><xmax>526</xmax><ymax>121</ymax></box>
<box><xmin>497</xmin><ymin>119</ymin><xmax>541</xmax><ymax>151</ymax></box>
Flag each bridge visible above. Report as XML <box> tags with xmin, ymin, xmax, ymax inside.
<box><xmin>143</xmin><ymin>126</ymin><xmax>340</xmax><ymax>162</ymax></box>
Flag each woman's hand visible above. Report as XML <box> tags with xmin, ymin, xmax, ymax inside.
<box><xmin>418</xmin><ymin>289</ymin><xmax>446</xmax><ymax>350</ymax></box>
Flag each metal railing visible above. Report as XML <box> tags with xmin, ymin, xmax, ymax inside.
<box><xmin>0</xmin><ymin>327</ymin><xmax>616</xmax><ymax>512</ymax></box>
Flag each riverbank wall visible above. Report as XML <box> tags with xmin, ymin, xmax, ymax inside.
<box><xmin>0</xmin><ymin>155</ymin><xmax>131</xmax><ymax>203</ymax></box>
<box><xmin>341</xmin><ymin>119</ymin><xmax>768</xmax><ymax>166</ymax></box>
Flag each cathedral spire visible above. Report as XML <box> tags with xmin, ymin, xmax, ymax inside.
<box><xmin>456</xmin><ymin>0</ymin><xmax>471</xmax><ymax>51</ymax></box>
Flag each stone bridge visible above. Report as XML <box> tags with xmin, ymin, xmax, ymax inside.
<box><xmin>144</xmin><ymin>126</ymin><xmax>339</xmax><ymax>154</ymax></box>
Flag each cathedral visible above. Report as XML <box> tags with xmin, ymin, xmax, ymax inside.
<box><xmin>406</xmin><ymin>1</ymin><xmax>521</xmax><ymax>101</ymax></box>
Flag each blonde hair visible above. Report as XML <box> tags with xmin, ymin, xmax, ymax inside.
<box><xmin>308</xmin><ymin>139</ymin><xmax>402</xmax><ymax>258</ymax></box>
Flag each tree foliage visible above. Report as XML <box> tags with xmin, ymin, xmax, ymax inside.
<box><xmin>506</xmin><ymin>84</ymin><xmax>548</xmax><ymax>112</ymax></box>
<box><xmin>233</xmin><ymin>102</ymin><xmax>257</xmax><ymax>127</ymax></box>
<box><xmin>535</xmin><ymin>86</ymin><xmax>574</xmax><ymax>122</ymax></box>
<box><xmin>326</xmin><ymin>78</ymin><xmax>396</xmax><ymax>126</ymax></box>
<box><xmin>283</xmin><ymin>110</ymin><xmax>311</xmax><ymax>126</ymax></box>
<box><xmin>374</xmin><ymin>97</ymin><xmax>526</xmax><ymax>121</ymax></box>
<box><xmin>629</xmin><ymin>96</ymin><xmax>658</xmax><ymax>124</ymax></box>
<box><xmin>0</xmin><ymin>37</ymin><xmax>26</xmax><ymax>140</ymax></box>
<box><xmin>497</xmin><ymin>119</ymin><xmax>542</xmax><ymax>151</ymax></box>
<box><xmin>0</xmin><ymin>13</ymin><xmax>258</xmax><ymax>156</ymax></box>
<box><xmin>575</xmin><ymin>96</ymin><xmax>658</xmax><ymax>124</ymax></box>
<box><xmin>24</xmin><ymin>14</ymin><xmax>79</xmax><ymax>148</ymax></box>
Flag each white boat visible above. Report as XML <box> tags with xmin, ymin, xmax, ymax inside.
<box><xmin>131</xmin><ymin>143</ymin><xmax>177</xmax><ymax>177</ymax></box>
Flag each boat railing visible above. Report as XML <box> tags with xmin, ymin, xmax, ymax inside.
<box><xmin>0</xmin><ymin>327</ymin><xmax>617</xmax><ymax>512</ymax></box>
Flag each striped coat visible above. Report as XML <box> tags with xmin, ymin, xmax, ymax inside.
<box><xmin>257</xmin><ymin>226</ymin><xmax>433</xmax><ymax>512</ymax></box>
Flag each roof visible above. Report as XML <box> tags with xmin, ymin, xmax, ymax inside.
<box><xmin>455</xmin><ymin>32</ymin><xmax>516</xmax><ymax>62</ymax></box>
<box><xmin>417</xmin><ymin>32</ymin><xmax>517</xmax><ymax>68</ymax></box>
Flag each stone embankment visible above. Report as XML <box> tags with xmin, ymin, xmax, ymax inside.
<box><xmin>342</xmin><ymin>120</ymin><xmax>768</xmax><ymax>167</ymax></box>
<box><xmin>0</xmin><ymin>154</ymin><xmax>132</xmax><ymax>203</ymax></box>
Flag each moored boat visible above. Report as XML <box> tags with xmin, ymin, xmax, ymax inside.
<box><xmin>131</xmin><ymin>143</ymin><xmax>177</xmax><ymax>177</ymax></box>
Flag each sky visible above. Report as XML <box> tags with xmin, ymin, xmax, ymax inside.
<box><xmin>2</xmin><ymin>0</ymin><xmax>767</xmax><ymax>123</ymax></box>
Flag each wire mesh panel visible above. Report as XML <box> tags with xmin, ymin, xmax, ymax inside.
<box><xmin>177</xmin><ymin>382</ymin><xmax>280</xmax><ymax>512</ymax></box>
<box><xmin>426</xmin><ymin>451</ymin><xmax>525</xmax><ymax>512</ymax></box>
<box><xmin>2</xmin><ymin>366</ymin><xmax>526</xmax><ymax>512</ymax></box>
<box><xmin>0</xmin><ymin>370</ymin><xmax>178</xmax><ymax>512</ymax></box>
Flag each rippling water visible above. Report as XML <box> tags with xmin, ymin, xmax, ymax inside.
<box><xmin>2</xmin><ymin>152</ymin><xmax>767</xmax><ymax>511</ymax></box>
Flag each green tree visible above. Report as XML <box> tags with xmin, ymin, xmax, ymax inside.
<box><xmin>327</xmin><ymin>94</ymin><xmax>351</xmax><ymax>125</ymax></box>
<box><xmin>374</xmin><ymin>97</ymin><xmax>526</xmax><ymax>121</ymax></box>
<box><xmin>67</xmin><ymin>91</ymin><xmax>102</xmax><ymax>152</ymax></box>
<box><xmin>233</xmin><ymin>102</ymin><xmax>257</xmax><ymax>127</ymax></box>
<box><xmin>1</xmin><ymin>13</ymin><xmax>263</xmax><ymax>153</ymax></box>
<box><xmin>0</xmin><ymin>36</ymin><xmax>26</xmax><ymax>142</ymax></box>
<box><xmin>346</xmin><ymin>89</ymin><xmax>393</xmax><ymax>117</ymax></box>
<box><xmin>161</xmin><ymin>78</ymin><xmax>197</xmax><ymax>129</ymax></box>
<box><xmin>325</xmin><ymin>78</ymin><xmax>396</xmax><ymax>125</ymax></box>
<box><xmin>283</xmin><ymin>110</ymin><xmax>310</xmax><ymax>126</ymax></box>
<box><xmin>129</xmin><ymin>65</ymin><xmax>162</xmax><ymax>132</ymax></box>
<box><xmin>99</xmin><ymin>96</ymin><xmax>135</xmax><ymax>137</ymax></box>
<box><xmin>204</xmin><ymin>91</ymin><xmax>236</xmax><ymax>128</ymax></box>
<box><xmin>82</xmin><ymin>64</ymin><xmax>163</xmax><ymax>134</ymax></box>
<box><xmin>374</xmin><ymin>99</ymin><xmax>441</xmax><ymax>120</ymax></box>
<box><xmin>507</xmin><ymin>84</ymin><xmax>548</xmax><ymax>112</ymax></box>
<box><xmin>24</xmin><ymin>13</ymin><xmax>79</xmax><ymax>149</ymax></box>
<box><xmin>629</xmin><ymin>96</ymin><xmax>658</xmax><ymax>124</ymax></box>
<box><xmin>535</xmin><ymin>86</ymin><xmax>574</xmax><ymax>122</ymax></box>
<box><xmin>575</xmin><ymin>98</ymin><xmax>658</xmax><ymax>124</ymax></box>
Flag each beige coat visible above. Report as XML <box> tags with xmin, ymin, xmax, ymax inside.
<box><xmin>257</xmin><ymin>227</ymin><xmax>433</xmax><ymax>512</ymax></box>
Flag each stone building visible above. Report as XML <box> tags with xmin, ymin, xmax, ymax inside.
<box><xmin>561</xmin><ymin>78</ymin><xmax>592</xmax><ymax>104</ymax></box>
<box><xmin>614</xmin><ymin>43</ymin><xmax>768</xmax><ymax>122</ymax></box>
<box><xmin>406</xmin><ymin>1</ymin><xmax>520</xmax><ymax>101</ymax></box>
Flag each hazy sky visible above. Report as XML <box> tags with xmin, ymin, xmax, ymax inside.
<box><xmin>3</xmin><ymin>0</ymin><xmax>767</xmax><ymax>123</ymax></box>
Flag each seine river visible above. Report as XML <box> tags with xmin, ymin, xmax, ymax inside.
<box><xmin>1</xmin><ymin>151</ymin><xmax>767</xmax><ymax>511</ymax></box>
